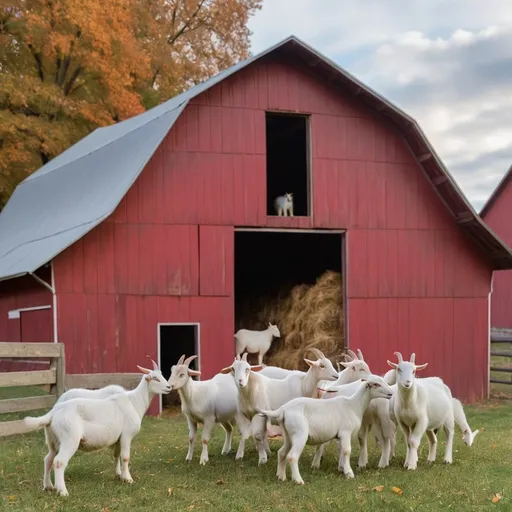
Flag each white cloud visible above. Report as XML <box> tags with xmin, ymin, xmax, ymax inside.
<box><xmin>248</xmin><ymin>0</ymin><xmax>512</xmax><ymax>211</ymax></box>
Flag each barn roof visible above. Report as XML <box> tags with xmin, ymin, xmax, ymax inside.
<box><xmin>1</xmin><ymin>35</ymin><xmax>512</xmax><ymax>282</ymax></box>
<box><xmin>479</xmin><ymin>165</ymin><xmax>512</xmax><ymax>219</ymax></box>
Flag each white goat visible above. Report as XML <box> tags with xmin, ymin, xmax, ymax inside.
<box><xmin>259</xmin><ymin>366</ymin><xmax>305</xmax><ymax>379</ymax></box>
<box><xmin>23</xmin><ymin>359</ymin><xmax>171</xmax><ymax>497</ymax></box>
<box><xmin>259</xmin><ymin>375</ymin><xmax>394</xmax><ymax>484</ymax></box>
<box><xmin>235</xmin><ymin>323</ymin><xmax>281</xmax><ymax>365</ymax></box>
<box><xmin>168</xmin><ymin>354</ymin><xmax>250</xmax><ymax>465</ymax></box>
<box><xmin>220</xmin><ymin>348</ymin><xmax>339</xmax><ymax>464</ymax></box>
<box><xmin>312</xmin><ymin>377</ymin><xmax>397</xmax><ymax>470</ymax></box>
<box><xmin>55</xmin><ymin>384</ymin><xmax>126</xmax><ymax>406</ymax></box>
<box><xmin>274</xmin><ymin>193</ymin><xmax>294</xmax><ymax>216</ymax></box>
<box><xmin>317</xmin><ymin>349</ymin><xmax>371</xmax><ymax>393</ymax></box>
<box><xmin>388</xmin><ymin>351</ymin><xmax>457</xmax><ymax>470</ymax></box>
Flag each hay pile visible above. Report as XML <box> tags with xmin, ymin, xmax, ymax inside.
<box><xmin>236</xmin><ymin>271</ymin><xmax>345</xmax><ymax>370</ymax></box>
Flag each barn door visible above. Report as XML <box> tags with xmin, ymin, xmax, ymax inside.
<box><xmin>19</xmin><ymin>307</ymin><xmax>53</xmax><ymax>371</ymax></box>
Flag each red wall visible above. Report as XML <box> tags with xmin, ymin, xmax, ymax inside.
<box><xmin>0</xmin><ymin>268</ymin><xmax>53</xmax><ymax>372</ymax></box>
<box><xmin>482</xmin><ymin>180</ymin><xmax>512</xmax><ymax>328</ymax></box>
<box><xmin>52</xmin><ymin>54</ymin><xmax>492</xmax><ymax>405</ymax></box>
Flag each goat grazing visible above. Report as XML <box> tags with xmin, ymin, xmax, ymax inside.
<box><xmin>259</xmin><ymin>375</ymin><xmax>394</xmax><ymax>484</ymax></box>
<box><xmin>23</xmin><ymin>359</ymin><xmax>171</xmax><ymax>497</ymax></box>
<box><xmin>274</xmin><ymin>193</ymin><xmax>294</xmax><ymax>216</ymax></box>
<box><xmin>235</xmin><ymin>323</ymin><xmax>281</xmax><ymax>365</ymax></box>
<box><xmin>388</xmin><ymin>351</ymin><xmax>457</xmax><ymax>470</ymax></box>
<box><xmin>168</xmin><ymin>354</ymin><xmax>249</xmax><ymax>465</ymax></box>
<box><xmin>220</xmin><ymin>348</ymin><xmax>338</xmax><ymax>464</ymax></box>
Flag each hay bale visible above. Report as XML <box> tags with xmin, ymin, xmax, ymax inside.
<box><xmin>236</xmin><ymin>271</ymin><xmax>345</xmax><ymax>369</ymax></box>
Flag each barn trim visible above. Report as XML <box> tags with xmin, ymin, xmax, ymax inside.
<box><xmin>479</xmin><ymin>164</ymin><xmax>512</xmax><ymax>219</ymax></box>
<box><xmin>0</xmin><ymin>35</ymin><xmax>511</xmax><ymax>281</ymax></box>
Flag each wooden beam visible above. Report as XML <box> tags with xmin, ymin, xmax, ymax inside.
<box><xmin>65</xmin><ymin>373</ymin><xmax>141</xmax><ymax>390</ymax></box>
<box><xmin>0</xmin><ymin>369</ymin><xmax>56</xmax><ymax>387</ymax></box>
<box><xmin>418</xmin><ymin>153</ymin><xmax>432</xmax><ymax>162</ymax></box>
<box><xmin>0</xmin><ymin>395</ymin><xmax>56</xmax><ymax>414</ymax></box>
<box><xmin>0</xmin><ymin>342</ymin><xmax>61</xmax><ymax>358</ymax></box>
<box><xmin>432</xmin><ymin>175</ymin><xmax>448</xmax><ymax>185</ymax></box>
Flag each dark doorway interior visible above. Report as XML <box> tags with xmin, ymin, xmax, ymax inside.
<box><xmin>266</xmin><ymin>112</ymin><xmax>310</xmax><ymax>216</ymax></box>
<box><xmin>159</xmin><ymin>324</ymin><xmax>199</xmax><ymax>381</ymax></box>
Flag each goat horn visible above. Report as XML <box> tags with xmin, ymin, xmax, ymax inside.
<box><xmin>145</xmin><ymin>355</ymin><xmax>159</xmax><ymax>371</ymax></box>
<box><xmin>305</xmin><ymin>347</ymin><xmax>324</xmax><ymax>359</ymax></box>
<box><xmin>177</xmin><ymin>354</ymin><xmax>186</xmax><ymax>366</ymax></box>
<box><xmin>356</xmin><ymin>349</ymin><xmax>365</xmax><ymax>361</ymax></box>
<box><xmin>345</xmin><ymin>349</ymin><xmax>357</xmax><ymax>361</ymax></box>
<box><xmin>410</xmin><ymin>353</ymin><xmax>416</xmax><ymax>363</ymax></box>
<box><xmin>183</xmin><ymin>355</ymin><xmax>198</xmax><ymax>367</ymax></box>
<box><xmin>394</xmin><ymin>351</ymin><xmax>403</xmax><ymax>363</ymax></box>
<box><xmin>242</xmin><ymin>353</ymin><xmax>248</xmax><ymax>361</ymax></box>
<box><xmin>339</xmin><ymin>353</ymin><xmax>352</xmax><ymax>362</ymax></box>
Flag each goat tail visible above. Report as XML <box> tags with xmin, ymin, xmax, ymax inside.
<box><xmin>257</xmin><ymin>408</ymin><xmax>284</xmax><ymax>423</ymax></box>
<box><xmin>24</xmin><ymin>410</ymin><xmax>53</xmax><ymax>431</ymax></box>
<box><xmin>452</xmin><ymin>397</ymin><xmax>480</xmax><ymax>446</ymax></box>
<box><xmin>383</xmin><ymin>369</ymin><xmax>396</xmax><ymax>386</ymax></box>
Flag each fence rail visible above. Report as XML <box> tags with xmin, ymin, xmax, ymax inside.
<box><xmin>0</xmin><ymin>342</ymin><xmax>65</xmax><ymax>437</ymax></box>
<box><xmin>490</xmin><ymin>334</ymin><xmax>512</xmax><ymax>386</ymax></box>
<box><xmin>0</xmin><ymin>342</ymin><xmax>142</xmax><ymax>438</ymax></box>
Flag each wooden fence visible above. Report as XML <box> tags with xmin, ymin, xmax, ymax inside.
<box><xmin>0</xmin><ymin>342</ymin><xmax>65</xmax><ymax>437</ymax></box>
<box><xmin>490</xmin><ymin>334</ymin><xmax>512</xmax><ymax>386</ymax></box>
<box><xmin>0</xmin><ymin>342</ymin><xmax>140</xmax><ymax>438</ymax></box>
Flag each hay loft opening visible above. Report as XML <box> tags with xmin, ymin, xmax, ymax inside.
<box><xmin>234</xmin><ymin>230</ymin><xmax>344</xmax><ymax>369</ymax></box>
<box><xmin>266</xmin><ymin>112</ymin><xmax>310</xmax><ymax>217</ymax></box>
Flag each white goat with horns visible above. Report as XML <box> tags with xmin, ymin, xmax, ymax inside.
<box><xmin>23</xmin><ymin>358</ymin><xmax>171</xmax><ymax>497</ymax></box>
<box><xmin>168</xmin><ymin>353</ymin><xmax>250</xmax><ymax>465</ymax></box>
<box><xmin>220</xmin><ymin>348</ymin><xmax>339</xmax><ymax>464</ymax></box>
<box><xmin>388</xmin><ymin>351</ymin><xmax>461</xmax><ymax>470</ymax></box>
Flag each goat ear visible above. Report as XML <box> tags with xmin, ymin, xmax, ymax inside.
<box><xmin>219</xmin><ymin>366</ymin><xmax>232</xmax><ymax>374</ymax></box>
<box><xmin>188</xmin><ymin>369</ymin><xmax>201</xmax><ymax>377</ymax></box>
<box><xmin>137</xmin><ymin>365</ymin><xmax>151</xmax><ymax>374</ymax></box>
<box><xmin>360</xmin><ymin>378</ymin><xmax>367</xmax><ymax>382</ymax></box>
<box><xmin>339</xmin><ymin>361</ymin><xmax>351</xmax><ymax>369</ymax></box>
<box><xmin>387</xmin><ymin>360</ymin><xmax>398</xmax><ymax>370</ymax></box>
<box><xmin>415</xmin><ymin>362</ymin><xmax>428</xmax><ymax>371</ymax></box>
<box><xmin>250</xmin><ymin>365</ymin><xmax>265</xmax><ymax>372</ymax></box>
<box><xmin>303</xmin><ymin>358</ymin><xmax>317</xmax><ymax>367</ymax></box>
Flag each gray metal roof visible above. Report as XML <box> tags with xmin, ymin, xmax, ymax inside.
<box><xmin>1</xmin><ymin>34</ymin><xmax>511</xmax><ymax>281</ymax></box>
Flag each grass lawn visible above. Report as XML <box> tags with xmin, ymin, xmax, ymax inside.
<box><xmin>0</xmin><ymin>402</ymin><xmax>511</xmax><ymax>511</ymax></box>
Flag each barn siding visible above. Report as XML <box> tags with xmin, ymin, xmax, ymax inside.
<box><xmin>481</xmin><ymin>181</ymin><xmax>512</xmax><ymax>328</ymax></box>
<box><xmin>50</xmin><ymin>54</ymin><xmax>492</xmax><ymax>405</ymax></box>
<box><xmin>0</xmin><ymin>269</ymin><xmax>53</xmax><ymax>372</ymax></box>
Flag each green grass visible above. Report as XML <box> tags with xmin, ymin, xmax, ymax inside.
<box><xmin>0</xmin><ymin>404</ymin><xmax>511</xmax><ymax>511</ymax></box>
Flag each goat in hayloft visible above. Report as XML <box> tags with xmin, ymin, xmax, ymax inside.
<box><xmin>388</xmin><ymin>351</ymin><xmax>459</xmax><ymax>470</ymax></box>
<box><xmin>168</xmin><ymin>354</ymin><xmax>250</xmax><ymax>465</ymax></box>
<box><xmin>220</xmin><ymin>348</ymin><xmax>338</xmax><ymax>464</ymax></box>
<box><xmin>235</xmin><ymin>322</ymin><xmax>281</xmax><ymax>365</ymax></box>
<box><xmin>274</xmin><ymin>193</ymin><xmax>294</xmax><ymax>216</ymax></box>
<box><xmin>23</xmin><ymin>359</ymin><xmax>171</xmax><ymax>497</ymax></box>
<box><xmin>259</xmin><ymin>374</ymin><xmax>394</xmax><ymax>484</ymax></box>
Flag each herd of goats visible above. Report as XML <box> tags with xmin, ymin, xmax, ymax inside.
<box><xmin>22</xmin><ymin>323</ymin><xmax>480</xmax><ymax>497</ymax></box>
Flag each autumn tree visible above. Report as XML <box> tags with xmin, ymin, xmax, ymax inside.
<box><xmin>0</xmin><ymin>0</ymin><xmax>262</xmax><ymax>208</ymax></box>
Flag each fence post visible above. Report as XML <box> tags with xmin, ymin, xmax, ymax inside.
<box><xmin>49</xmin><ymin>343</ymin><xmax>66</xmax><ymax>398</ymax></box>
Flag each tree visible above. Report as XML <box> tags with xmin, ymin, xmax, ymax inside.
<box><xmin>0</xmin><ymin>0</ymin><xmax>262</xmax><ymax>208</ymax></box>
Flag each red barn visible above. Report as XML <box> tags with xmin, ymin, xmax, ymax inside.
<box><xmin>480</xmin><ymin>165</ymin><xmax>512</xmax><ymax>329</ymax></box>
<box><xmin>0</xmin><ymin>36</ymin><xmax>511</xmax><ymax>412</ymax></box>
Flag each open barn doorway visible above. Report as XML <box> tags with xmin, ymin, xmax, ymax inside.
<box><xmin>234</xmin><ymin>229</ymin><xmax>345</xmax><ymax>371</ymax></box>
<box><xmin>158</xmin><ymin>323</ymin><xmax>199</xmax><ymax>413</ymax></box>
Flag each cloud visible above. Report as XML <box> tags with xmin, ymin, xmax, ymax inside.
<box><xmin>248</xmin><ymin>1</ymin><xmax>512</xmax><ymax>211</ymax></box>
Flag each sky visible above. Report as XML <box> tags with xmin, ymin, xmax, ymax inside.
<box><xmin>247</xmin><ymin>0</ymin><xmax>512</xmax><ymax>212</ymax></box>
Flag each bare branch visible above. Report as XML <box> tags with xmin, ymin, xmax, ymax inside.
<box><xmin>167</xmin><ymin>0</ymin><xmax>207</xmax><ymax>45</ymax></box>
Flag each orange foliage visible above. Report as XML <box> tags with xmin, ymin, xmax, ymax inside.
<box><xmin>0</xmin><ymin>0</ymin><xmax>262</xmax><ymax>207</ymax></box>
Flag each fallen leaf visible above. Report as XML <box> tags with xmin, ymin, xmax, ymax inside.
<box><xmin>491</xmin><ymin>444</ymin><xmax>497</xmax><ymax>449</ymax></box>
<box><xmin>9</xmin><ymin>496</ymin><xmax>15</xmax><ymax>501</ymax></box>
<box><xmin>187</xmin><ymin>506</ymin><xmax>195</xmax><ymax>511</ymax></box>
<box><xmin>374</xmin><ymin>485</ymin><xmax>384</xmax><ymax>492</ymax></box>
<box><xmin>492</xmin><ymin>493</ymin><xmax>503</xmax><ymax>503</ymax></box>
<box><xmin>216</xmin><ymin>479</ymin><xmax>225</xmax><ymax>485</ymax></box>
<box><xmin>392</xmin><ymin>486</ymin><xmax>403</xmax><ymax>496</ymax></box>
<box><xmin>167</xmin><ymin>488</ymin><xmax>173</xmax><ymax>496</ymax></box>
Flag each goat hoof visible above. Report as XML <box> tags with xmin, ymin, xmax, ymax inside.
<box><xmin>345</xmin><ymin>472</ymin><xmax>355</xmax><ymax>479</ymax></box>
<box><xmin>444</xmin><ymin>459</ymin><xmax>452</xmax><ymax>465</ymax></box>
<box><xmin>43</xmin><ymin>485</ymin><xmax>55</xmax><ymax>492</ymax></box>
<box><xmin>293</xmin><ymin>479</ymin><xmax>305</xmax><ymax>485</ymax></box>
<box><xmin>122</xmin><ymin>477</ymin><xmax>134</xmax><ymax>483</ymax></box>
<box><xmin>57</xmin><ymin>489</ymin><xmax>69</xmax><ymax>497</ymax></box>
<box><xmin>358</xmin><ymin>463</ymin><xmax>367</xmax><ymax>469</ymax></box>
